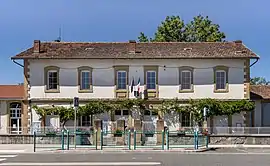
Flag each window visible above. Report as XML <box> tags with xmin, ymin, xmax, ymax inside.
<box><xmin>115</xmin><ymin>110</ymin><xmax>129</xmax><ymax>116</ymax></box>
<box><xmin>179</xmin><ymin>67</ymin><xmax>194</xmax><ymax>92</ymax></box>
<box><xmin>47</xmin><ymin>70</ymin><xmax>58</xmax><ymax>90</ymax></box>
<box><xmin>117</xmin><ymin>71</ymin><xmax>127</xmax><ymax>90</ymax></box>
<box><xmin>181</xmin><ymin>112</ymin><xmax>193</xmax><ymax>127</ymax></box>
<box><xmin>9</xmin><ymin>102</ymin><xmax>22</xmax><ymax>134</ymax></box>
<box><xmin>181</xmin><ymin>70</ymin><xmax>191</xmax><ymax>90</ymax></box>
<box><xmin>44</xmin><ymin>66</ymin><xmax>59</xmax><ymax>92</ymax></box>
<box><xmin>81</xmin><ymin>71</ymin><xmax>91</xmax><ymax>90</ymax></box>
<box><xmin>215</xmin><ymin>70</ymin><xmax>226</xmax><ymax>90</ymax></box>
<box><xmin>78</xmin><ymin>66</ymin><xmax>93</xmax><ymax>92</ymax></box>
<box><xmin>79</xmin><ymin>116</ymin><xmax>91</xmax><ymax>126</ymax></box>
<box><xmin>213</xmin><ymin>66</ymin><xmax>229</xmax><ymax>92</ymax></box>
<box><xmin>146</xmin><ymin>71</ymin><xmax>156</xmax><ymax>90</ymax></box>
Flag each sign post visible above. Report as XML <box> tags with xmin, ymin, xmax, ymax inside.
<box><xmin>73</xmin><ymin>97</ymin><xmax>79</xmax><ymax>149</ymax></box>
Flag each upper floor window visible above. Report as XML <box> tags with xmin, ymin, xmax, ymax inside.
<box><xmin>146</xmin><ymin>71</ymin><xmax>156</xmax><ymax>90</ymax></box>
<box><xmin>215</xmin><ymin>70</ymin><xmax>226</xmax><ymax>90</ymax></box>
<box><xmin>213</xmin><ymin>66</ymin><xmax>229</xmax><ymax>92</ymax></box>
<box><xmin>78</xmin><ymin>66</ymin><xmax>93</xmax><ymax>92</ymax></box>
<box><xmin>44</xmin><ymin>66</ymin><xmax>59</xmax><ymax>92</ymax></box>
<box><xmin>117</xmin><ymin>71</ymin><xmax>127</xmax><ymax>90</ymax></box>
<box><xmin>179</xmin><ymin>66</ymin><xmax>194</xmax><ymax>92</ymax></box>
<box><xmin>47</xmin><ymin>70</ymin><xmax>58</xmax><ymax>90</ymax></box>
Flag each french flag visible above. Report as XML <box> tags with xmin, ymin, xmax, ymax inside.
<box><xmin>134</xmin><ymin>78</ymin><xmax>140</xmax><ymax>97</ymax></box>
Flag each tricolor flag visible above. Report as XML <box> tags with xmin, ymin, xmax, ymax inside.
<box><xmin>131</xmin><ymin>77</ymin><xmax>135</xmax><ymax>93</ymax></box>
<box><xmin>134</xmin><ymin>78</ymin><xmax>141</xmax><ymax>97</ymax></box>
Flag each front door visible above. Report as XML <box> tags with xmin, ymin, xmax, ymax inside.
<box><xmin>10</xmin><ymin>106</ymin><xmax>22</xmax><ymax>134</ymax></box>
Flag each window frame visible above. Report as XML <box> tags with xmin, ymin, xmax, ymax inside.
<box><xmin>146</xmin><ymin>70</ymin><xmax>156</xmax><ymax>90</ymax></box>
<box><xmin>213</xmin><ymin>66</ymin><xmax>229</xmax><ymax>93</ymax></box>
<box><xmin>78</xmin><ymin>66</ymin><xmax>93</xmax><ymax>93</ymax></box>
<box><xmin>144</xmin><ymin>66</ymin><xmax>159</xmax><ymax>98</ymax></box>
<box><xmin>116</xmin><ymin>70</ymin><xmax>127</xmax><ymax>90</ymax></box>
<box><xmin>114</xmin><ymin>66</ymin><xmax>129</xmax><ymax>98</ymax></box>
<box><xmin>179</xmin><ymin>66</ymin><xmax>194</xmax><ymax>93</ymax></box>
<box><xmin>44</xmin><ymin>66</ymin><xmax>60</xmax><ymax>93</ymax></box>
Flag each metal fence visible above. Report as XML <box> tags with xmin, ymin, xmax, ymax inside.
<box><xmin>6</xmin><ymin>126</ymin><xmax>270</xmax><ymax>135</ymax></box>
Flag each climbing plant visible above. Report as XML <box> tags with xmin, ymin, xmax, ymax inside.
<box><xmin>160</xmin><ymin>98</ymin><xmax>255</xmax><ymax>123</ymax></box>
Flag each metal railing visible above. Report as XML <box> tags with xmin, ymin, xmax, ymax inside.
<box><xmin>5</xmin><ymin>127</ymin><xmax>270</xmax><ymax>135</ymax></box>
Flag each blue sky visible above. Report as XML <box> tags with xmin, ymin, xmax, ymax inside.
<box><xmin>0</xmin><ymin>0</ymin><xmax>269</xmax><ymax>84</ymax></box>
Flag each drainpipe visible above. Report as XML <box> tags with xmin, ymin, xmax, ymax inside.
<box><xmin>250</xmin><ymin>58</ymin><xmax>259</xmax><ymax>67</ymax></box>
<box><xmin>12</xmin><ymin>59</ymin><xmax>24</xmax><ymax>68</ymax></box>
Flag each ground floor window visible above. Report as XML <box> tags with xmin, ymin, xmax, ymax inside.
<box><xmin>78</xmin><ymin>115</ymin><xmax>91</xmax><ymax>127</ymax></box>
<box><xmin>9</xmin><ymin>102</ymin><xmax>22</xmax><ymax>134</ymax></box>
<box><xmin>181</xmin><ymin>112</ymin><xmax>193</xmax><ymax>127</ymax></box>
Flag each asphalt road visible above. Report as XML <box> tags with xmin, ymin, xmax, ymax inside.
<box><xmin>1</xmin><ymin>148</ymin><xmax>270</xmax><ymax>166</ymax></box>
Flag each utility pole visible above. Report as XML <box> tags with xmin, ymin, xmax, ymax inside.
<box><xmin>73</xmin><ymin>97</ymin><xmax>79</xmax><ymax>149</ymax></box>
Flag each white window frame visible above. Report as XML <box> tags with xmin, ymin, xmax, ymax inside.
<box><xmin>116</xmin><ymin>70</ymin><xmax>127</xmax><ymax>90</ymax></box>
<box><xmin>146</xmin><ymin>70</ymin><xmax>156</xmax><ymax>90</ymax></box>
<box><xmin>80</xmin><ymin>70</ymin><xmax>91</xmax><ymax>90</ymax></box>
<box><xmin>47</xmin><ymin>70</ymin><xmax>58</xmax><ymax>90</ymax></box>
<box><xmin>181</xmin><ymin>70</ymin><xmax>192</xmax><ymax>90</ymax></box>
<box><xmin>215</xmin><ymin>70</ymin><xmax>226</xmax><ymax>90</ymax></box>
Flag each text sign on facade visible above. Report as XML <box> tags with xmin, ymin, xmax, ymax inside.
<box><xmin>74</xmin><ymin>97</ymin><xmax>79</xmax><ymax>107</ymax></box>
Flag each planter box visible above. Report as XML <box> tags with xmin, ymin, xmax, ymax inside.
<box><xmin>145</xmin><ymin>133</ymin><xmax>154</xmax><ymax>137</ymax></box>
<box><xmin>46</xmin><ymin>133</ymin><xmax>57</xmax><ymax>136</ymax></box>
<box><xmin>114</xmin><ymin>133</ymin><xmax>123</xmax><ymax>137</ymax></box>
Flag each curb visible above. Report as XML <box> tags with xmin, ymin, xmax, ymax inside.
<box><xmin>47</xmin><ymin>148</ymin><xmax>209</xmax><ymax>153</ymax></box>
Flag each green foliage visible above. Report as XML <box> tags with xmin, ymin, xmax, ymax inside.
<box><xmin>54</xmin><ymin>106</ymin><xmax>75</xmax><ymax>126</ymax></box>
<box><xmin>160</xmin><ymin>98</ymin><xmax>255</xmax><ymax>122</ymax></box>
<box><xmin>138</xmin><ymin>15</ymin><xmax>226</xmax><ymax>42</ymax></box>
<box><xmin>185</xmin><ymin>15</ymin><xmax>226</xmax><ymax>42</ymax></box>
<box><xmin>251</xmin><ymin>77</ymin><xmax>270</xmax><ymax>85</ymax></box>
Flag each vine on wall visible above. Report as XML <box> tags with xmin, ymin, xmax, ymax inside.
<box><xmin>33</xmin><ymin>98</ymin><xmax>255</xmax><ymax>124</ymax></box>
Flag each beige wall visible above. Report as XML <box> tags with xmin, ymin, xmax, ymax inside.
<box><xmin>29</xmin><ymin>59</ymin><xmax>245</xmax><ymax>100</ymax></box>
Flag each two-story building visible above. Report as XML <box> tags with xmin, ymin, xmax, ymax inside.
<box><xmin>11</xmin><ymin>40</ymin><xmax>259</xmax><ymax>133</ymax></box>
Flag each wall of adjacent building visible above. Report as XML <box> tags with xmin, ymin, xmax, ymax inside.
<box><xmin>28</xmin><ymin>59</ymin><xmax>245</xmax><ymax>100</ymax></box>
<box><xmin>0</xmin><ymin>101</ymin><xmax>8</xmax><ymax>134</ymax></box>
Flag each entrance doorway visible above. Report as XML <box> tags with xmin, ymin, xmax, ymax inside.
<box><xmin>9</xmin><ymin>102</ymin><xmax>22</xmax><ymax>134</ymax></box>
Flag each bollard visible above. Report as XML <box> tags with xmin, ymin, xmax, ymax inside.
<box><xmin>67</xmin><ymin>130</ymin><xmax>70</xmax><ymax>150</ymax></box>
<box><xmin>166</xmin><ymin>130</ymin><xmax>169</xmax><ymax>150</ymax></box>
<box><xmin>95</xmin><ymin>130</ymin><xmax>98</xmax><ymax>150</ymax></box>
<box><xmin>206</xmin><ymin>135</ymin><xmax>209</xmax><ymax>149</ymax></box>
<box><xmin>161</xmin><ymin>130</ymin><xmax>164</xmax><ymax>150</ymax></box>
<box><xmin>33</xmin><ymin>131</ymin><xmax>36</xmax><ymax>152</ymax></box>
<box><xmin>134</xmin><ymin>130</ymin><xmax>136</xmax><ymax>150</ymax></box>
<box><xmin>61</xmin><ymin>130</ymin><xmax>65</xmax><ymax>150</ymax></box>
<box><xmin>100</xmin><ymin>131</ymin><xmax>103</xmax><ymax>150</ymax></box>
<box><xmin>194</xmin><ymin>131</ymin><xmax>196</xmax><ymax>150</ymax></box>
<box><xmin>128</xmin><ymin>130</ymin><xmax>131</xmax><ymax>150</ymax></box>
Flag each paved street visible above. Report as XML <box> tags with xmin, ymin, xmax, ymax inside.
<box><xmin>0</xmin><ymin>148</ymin><xmax>270</xmax><ymax>166</ymax></box>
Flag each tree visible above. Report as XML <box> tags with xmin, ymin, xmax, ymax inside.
<box><xmin>184</xmin><ymin>15</ymin><xmax>225</xmax><ymax>42</ymax></box>
<box><xmin>54</xmin><ymin>106</ymin><xmax>75</xmax><ymax>128</ymax></box>
<box><xmin>138</xmin><ymin>15</ymin><xmax>226</xmax><ymax>42</ymax></box>
<box><xmin>251</xmin><ymin>77</ymin><xmax>270</xmax><ymax>85</ymax></box>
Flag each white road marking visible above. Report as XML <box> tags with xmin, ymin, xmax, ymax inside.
<box><xmin>0</xmin><ymin>155</ymin><xmax>17</xmax><ymax>158</ymax></box>
<box><xmin>236</xmin><ymin>148</ymin><xmax>249</xmax><ymax>153</ymax></box>
<box><xmin>193</xmin><ymin>152</ymin><xmax>270</xmax><ymax>155</ymax></box>
<box><xmin>132</xmin><ymin>157</ymin><xmax>136</xmax><ymax>159</ymax></box>
<box><xmin>0</xmin><ymin>162</ymin><xmax>161</xmax><ymax>165</ymax></box>
<box><xmin>0</xmin><ymin>159</ymin><xmax>6</xmax><ymax>162</ymax></box>
<box><xmin>0</xmin><ymin>150</ymin><xmax>24</xmax><ymax>153</ymax></box>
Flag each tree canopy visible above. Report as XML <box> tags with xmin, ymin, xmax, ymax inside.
<box><xmin>138</xmin><ymin>15</ymin><xmax>226</xmax><ymax>42</ymax></box>
<box><xmin>251</xmin><ymin>77</ymin><xmax>270</xmax><ymax>85</ymax></box>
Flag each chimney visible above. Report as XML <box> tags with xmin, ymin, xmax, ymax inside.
<box><xmin>129</xmin><ymin>40</ymin><xmax>136</xmax><ymax>54</ymax></box>
<box><xmin>33</xmin><ymin>40</ymin><xmax>40</xmax><ymax>53</ymax></box>
<box><xmin>234</xmin><ymin>40</ymin><xmax>242</xmax><ymax>44</ymax></box>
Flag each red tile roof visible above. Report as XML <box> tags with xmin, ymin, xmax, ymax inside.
<box><xmin>250</xmin><ymin>85</ymin><xmax>270</xmax><ymax>99</ymax></box>
<box><xmin>0</xmin><ymin>85</ymin><xmax>24</xmax><ymax>99</ymax></box>
<box><xmin>11</xmin><ymin>40</ymin><xmax>259</xmax><ymax>59</ymax></box>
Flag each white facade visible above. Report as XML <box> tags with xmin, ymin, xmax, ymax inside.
<box><xmin>29</xmin><ymin>59</ymin><xmax>245</xmax><ymax>100</ymax></box>
<box><xmin>27</xmin><ymin>58</ymin><xmax>247</xmax><ymax>131</ymax></box>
